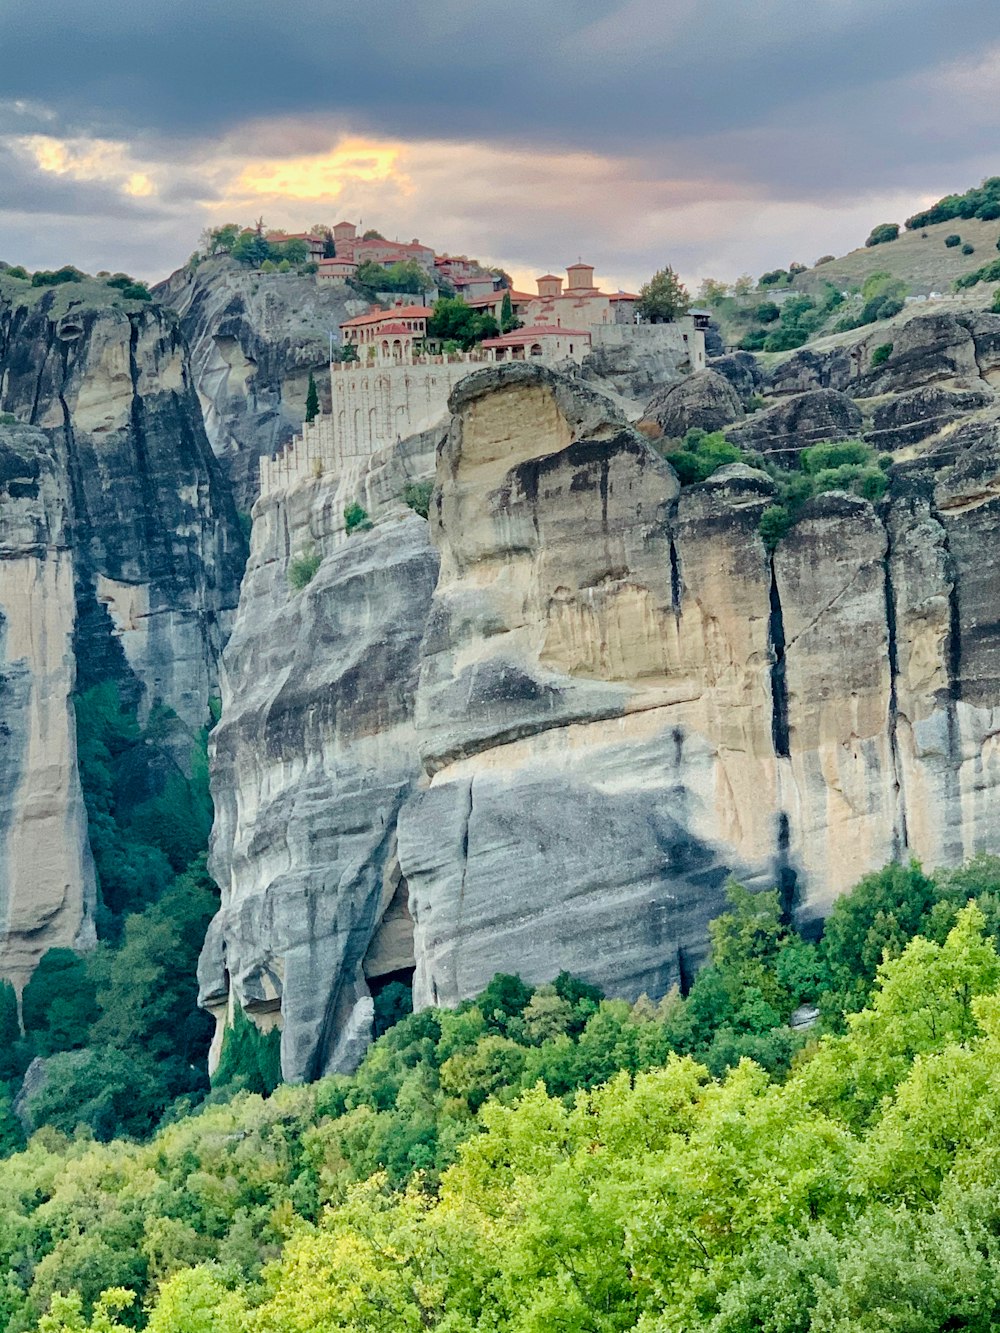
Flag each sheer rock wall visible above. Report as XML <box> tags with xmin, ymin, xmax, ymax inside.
<box><xmin>0</xmin><ymin>280</ymin><xmax>246</xmax><ymax>987</ymax></box>
<box><xmin>204</xmin><ymin>359</ymin><xmax>1000</xmax><ymax>1078</ymax></box>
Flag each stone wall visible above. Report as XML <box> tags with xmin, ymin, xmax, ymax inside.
<box><xmin>591</xmin><ymin>320</ymin><xmax>706</xmax><ymax>372</ymax></box>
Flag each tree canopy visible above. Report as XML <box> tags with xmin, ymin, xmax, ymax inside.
<box><xmin>9</xmin><ymin>858</ymin><xmax>1000</xmax><ymax>1331</ymax></box>
<box><xmin>637</xmin><ymin>265</ymin><xmax>690</xmax><ymax>322</ymax></box>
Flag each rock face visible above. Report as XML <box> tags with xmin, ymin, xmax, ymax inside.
<box><xmin>765</xmin><ymin>346</ymin><xmax>855</xmax><ymax>397</ymax></box>
<box><xmin>0</xmin><ymin>276</ymin><xmax>246</xmax><ymax>986</ymax></box>
<box><xmin>0</xmin><ymin>424</ymin><xmax>95</xmax><ymax>987</ymax></box>
<box><xmin>208</xmin><ymin>359</ymin><xmax>1000</xmax><ymax>1080</ymax></box>
<box><xmin>646</xmin><ymin>369</ymin><xmax>744</xmax><ymax>437</ymax></box>
<box><xmin>709</xmin><ymin>351</ymin><xmax>764</xmax><ymax>405</ymax></box>
<box><xmin>578</xmin><ymin>338</ymin><xmax>692</xmax><ymax>401</ymax></box>
<box><xmin>858</xmin><ymin>311</ymin><xmax>986</xmax><ymax>396</ymax></box>
<box><xmin>156</xmin><ymin>257</ymin><xmax>368</xmax><ymax>508</ymax></box>
<box><xmin>200</xmin><ymin>424</ymin><xmax>441</xmax><ymax>1081</ymax></box>
<box><xmin>726</xmin><ymin>389</ymin><xmax>863</xmax><ymax>464</ymax></box>
<box><xmin>866</xmin><ymin>386</ymin><xmax>992</xmax><ymax>451</ymax></box>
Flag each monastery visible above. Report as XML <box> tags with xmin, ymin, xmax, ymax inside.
<box><xmin>259</xmin><ymin>246</ymin><xmax>708</xmax><ymax>499</ymax></box>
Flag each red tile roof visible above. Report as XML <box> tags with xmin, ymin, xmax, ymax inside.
<box><xmin>341</xmin><ymin>305</ymin><xmax>433</xmax><ymax>328</ymax></box>
<box><xmin>372</xmin><ymin>322</ymin><xmax>415</xmax><ymax>335</ymax></box>
<box><xmin>481</xmin><ymin>324</ymin><xmax>592</xmax><ymax>347</ymax></box>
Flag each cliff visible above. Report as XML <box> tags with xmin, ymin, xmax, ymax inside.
<box><xmin>156</xmin><ymin>258</ymin><xmax>368</xmax><ymax>508</ymax></box>
<box><xmin>201</xmin><ymin>337</ymin><xmax>1000</xmax><ymax>1080</ymax></box>
<box><xmin>0</xmin><ymin>275</ymin><xmax>246</xmax><ymax>987</ymax></box>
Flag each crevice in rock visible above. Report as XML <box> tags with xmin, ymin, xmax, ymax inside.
<box><xmin>668</xmin><ymin>533</ymin><xmax>682</xmax><ymax>618</ymax></box>
<box><xmin>127</xmin><ymin>314</ymin><xmax>167</xmax><ymax>577</ymax></box>
<box><xmin>453</xmin><ymin>776</ymin><xmax>474</xmax><ymax>1000</ymax></box>
<box><xmin>775</xmin><ymin>811</ymin><xmax>797</xmax><ymax>920</ymax></box>
<box><xmin>768</xmin><ymin>555</ymin><xmax>790</xmax><ymax>758</ymax></box>
<box><xmin>882</xmin><ymin>529</ymin><xmax>908</xmax><ymax>855</ymax></box>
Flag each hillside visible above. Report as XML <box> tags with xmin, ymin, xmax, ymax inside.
<box><xmin>793</xmin><ymin>212</ymin><xmax>1000</xmax><ymax>298</ymax></box>
<box><xmin>6</xmin><ymin>860</ymin><xmax>1000</xmax><ymax>1332</ymax></box>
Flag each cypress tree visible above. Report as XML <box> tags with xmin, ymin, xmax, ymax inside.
<box><xmin>305</xmin><ymin>372</ymin><xmax>320</xmax><ymax>423</ymax></box>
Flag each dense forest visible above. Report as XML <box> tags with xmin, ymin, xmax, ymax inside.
<box><xmin>4</xmin><ymin>856</ymin><xmax>1000</xmax><ymax>1330</ymax></box>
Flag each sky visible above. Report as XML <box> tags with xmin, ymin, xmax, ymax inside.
<box><xmin>1</xmin><ymin>0</ymin><xmax>999</xmax><ymax>293</ymax></box>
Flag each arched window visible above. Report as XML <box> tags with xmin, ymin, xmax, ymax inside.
<box><xmin>530</xmin><ymin>343</ymin><xmax>543</xmax><ymax>357</ymax></box>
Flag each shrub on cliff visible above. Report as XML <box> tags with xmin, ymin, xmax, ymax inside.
<box><xmin>211</xmin><ymin>1007</ymin><xmax>282</xmax><ymax>1098</ymax></box>
<box><xmin>344</xmin><ymin>502</ymin><xmax>372</xmax><ymax>535</ymax></box>
<box><xmin>402</xmin><ymin>480</ymin><xmax>433</xmax><ymax>518</ymax></box>
<box><xmin>945</xmin><ymin>233</ymin><xmax>962</xmax><ymax>248</ymax></box>
<box><xmin>288</xmin><ymin>546</ymin><xmax>322</xmax><ymax>589</ymax></box>
<box><xmin>657</xmin><ymin>428</ymin><xmax>742</xmax><ymax>483</ymax></box>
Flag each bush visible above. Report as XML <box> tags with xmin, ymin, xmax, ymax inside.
<box><xmin>755</xmin><ymin>441</ymin><xmax>887</xmax><ymax>547</ymax></box>
<box><xmin>755</xmin><ymin>301</ymin><xmax>780</xmax><ymax>323</ymax></box>
<box><xmin>31</xmin><ymin>265</ymin><xmax>86</xmax><ymax>286</ymax></box>
<box><xmin>945</xmin><ymin>234</ymin><xmax>962</xmax><ymax>248</ymax></box>
<box><xmin>1</xmin><ymin>264</ymin><xmax>29</xmax><ymax>280</ymax></box>
<box><xmin>814</xmin><ymin>254</ymin><xmax>836</xmax><ymax>266</ymax></box>
<box><xmin>801</xmin><ymin>440</ymin><xmax>874</xmax><ymax>473</ymax></box>
<box><xmin>763</xmin><ymin>325</ymin><xmax>809</xmax><ymax>352</ymax></box>
<box><xmin>211</xmin><ymin>1006</ymin><xmax>282</xmax><ymax>1098</ymax></box>
<box><xmin>287</xmin><ymin>547</ymin><xmax>321</xmax><ymax>590</ymax></box>
<box><xmin>993</xmin><ymin>286</ymin><xmax>1000</xmax><ymax>313</ymax></box>
<box><xmin>658</xmin><ymin>429</ymin><xmax>742</xmax><ymax>484</ymax></box>
<box><xmin>402</xmin><ymin>480</ymin><xmax>433</xmax><ymax>518</ymax></box>
<box><xmin>758</xmin><ymin>504</ymin><xmax>793</xmax><ymax>551</ymax></box>
<box><xmin>871</xmin><ymin>342</ymin><xmax>893</xmax><ymax>367</ymax></box>
<box><xmin>955</xmin><ymin>257</ymin><xmax>1000</xmax><ymax>289</ymax></box>
<box><xmin>344</xmin><ymin>501</ymin><xmax>372</xmax><ymax>535</ymax></box>
<box><xmin>865</xmin><ymin>222</ymin><xmax>900</xmax><ymax>247</ymax></box>
<box><xmin>962</xmin><ymin>243</ymin><xmax>976</xmax><ymax>255</ymax></box>
<box><xmin>759</xmin><ymin>269</ymin><xmax>789</xmax><ymax>287</ymax></box>
<box><xmin>738</xmin><ymin>329</ymin><xmax>768</xmax><ymax>351</ymax></box>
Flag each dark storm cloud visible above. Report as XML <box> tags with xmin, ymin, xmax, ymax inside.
<box><xmin>1</xmin><ymin>0</ymin><xmax>996</xmax><ymax>189</ymax></box>
<box><xmin>0</xmin><ymin>143</ymin><xmax>168</xmax><ymax>221</ymax></box>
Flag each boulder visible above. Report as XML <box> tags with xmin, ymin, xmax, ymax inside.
<box><xmin>726</xmin><ymin>388</ymin><xmax>863</xmax><ymax>465</ymax></box>
<box><xmin>866</xmin><ymin>385</ymin><xmax>992</xmax><ymax>451</ymax></box>
<box><xmin>645</xmin><ymin>369</ymin><xmax>744</xmax><ymax>438</ymax></box>
<box><xmin>765</xmin><ymin>346</ymin><xmax>855</xmax><ymax>397</ymax></box>
<box><xmin>857</xmin><ymin>311</ymin><xmax>981</xmax><ymax>395</ymax></box>
<box><xmin>708</xmin><ymin>351</ymin><xmax>764</xmax><ymax>405</ymax></box>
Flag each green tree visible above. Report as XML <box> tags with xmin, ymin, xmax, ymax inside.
<box><xmin>865</xmin><ymin>222</ymin><xmax>900</xmax><ymax>247</ymax></box>
<box><xmin>637</xmin><ymin>265</ymin><xmax>690</xmax><ymax>322</ymax></box>
<box><xmin>427</xmin><ymin>298</ymin><xmax>499</xmax><ymax>349</ymax></box>
<box><xmin>500</xmin><ymin>290</ymin><xmax>520</xmax><ymax>333</ymax></box>
<box><xmin>305</xmin><ymin>372</ymin><xmax>319</xmax><ymax>423</ymax></box>
<box><xmin>211</xmin><ymin>1007</ymin><xmax>282</xmax><ymax>1098</ymax></box>
<box><xmin>22</xmin><ymin>949</ymin><xmax>98</xmax><ymax>1055</ymax></box>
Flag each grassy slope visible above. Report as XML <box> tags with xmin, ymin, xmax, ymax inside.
<box><xmin>793</xmin><ymin>214</ymin><xmax>1000</xmax><ymax>298</ymax></box>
